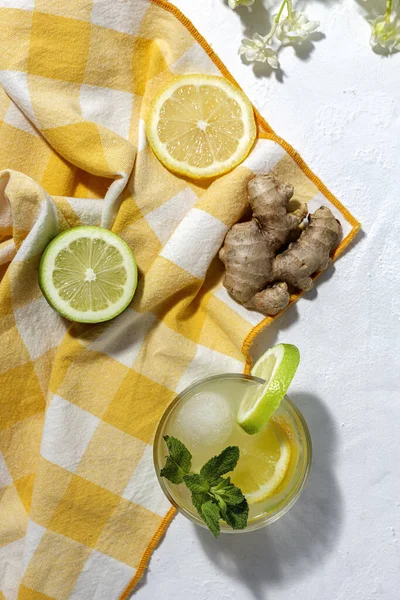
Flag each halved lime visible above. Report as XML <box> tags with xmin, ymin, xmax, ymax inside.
<box><xmin>237</xmin><ymin>344</ymin><xmax>300</xmax><ymax>434</ymax></box>
<box><xmin>39</xmin><ymin>226</ymin><xmax>137</xmax><ymax>323</ymax></box>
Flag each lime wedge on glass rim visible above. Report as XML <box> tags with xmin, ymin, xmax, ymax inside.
<box><xmin>237</xmin><ymin>343</ymin><xmax>300</xmax><ymax>434</ymax></box>
<box><xmin>39</xmin><ymin>226</ymin><xmax>137</xmax><ymax>323</ymax></box>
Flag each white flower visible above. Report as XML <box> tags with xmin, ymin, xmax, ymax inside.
<box><xmin>370</xmin><ymin>16</ymin><xmax>400</xmax><ymax>52</ymax></box>
<box><xmin>276</xmin><ymin>11</ymin><xmax>320</xmax><ymax>43</ymax></box>
<box><xmin>238</xmin><ymin>34</ymin><xmax>279</xmax><ymax>68</ymax></box>
<box><xmin>228</xmin><ymin>0</ymin><xmax>254</xmax><ymax>9</ymax></box>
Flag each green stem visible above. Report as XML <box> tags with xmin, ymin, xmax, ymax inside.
<box><xmin>275</xmin><ymin>0</ymin><xmax>288</xmax><ymax>23</ymax></box>
<box><xmin>287</xmin><ymin>0</ymin><xmax>293</xmax><ymax>19</ymax></box>
<box><xmin>386</xmin><ymin>0</ymin><xmax>392</xmax><ymax>22</ymax></box>
<box><xmin>266</xmin><ymin>21</ymin><xmax>277</xmax><ymax>42</ymax></box>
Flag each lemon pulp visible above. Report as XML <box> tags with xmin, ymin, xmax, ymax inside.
<box><xmin>231</xmin><ymin>418</ymin><xmax>292</xmax><ymax>505</ymax></box>
<box><xmin>146</xmin><ymin>75</ymin><xmax>256</xmax><ymax>179</ymax></box>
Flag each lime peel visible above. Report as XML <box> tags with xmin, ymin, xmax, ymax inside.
<box><xmin>237</xmin><ymin>343</ymin><xmax>300</xmax><ymax>434</ymax></box>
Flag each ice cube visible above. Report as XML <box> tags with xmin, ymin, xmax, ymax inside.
<box><xmin>171</xmin><ymin>392</ymin><xmax>233</xmax><ymax>459</ymax></box>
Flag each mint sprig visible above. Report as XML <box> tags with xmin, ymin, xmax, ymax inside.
<box><xmin>160</xmin><ymin>436</ymin><xmax>248</xmax><ymax>537</ymax></box>
<box><xmin>160</xmin><ymin>435</ymin><xmax>192</xmax><ymax>484</ymax></box>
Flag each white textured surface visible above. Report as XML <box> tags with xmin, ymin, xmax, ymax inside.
<box><xmin>135</xmin><ymin>1</ymin><xmax>400</xmax><ymax>599</ymax></box>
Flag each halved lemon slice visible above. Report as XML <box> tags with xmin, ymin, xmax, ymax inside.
<box><xmin>146</xmin><ymin>75</ymin><xmax>257</xmax><ymax>179</ymax></box>
<box><xmin>39</xmin><ymin>226</ymin><xmax>137</xmax><ymax>323</ymax></box>
<box><xmin>231</xmin><ymin>420</ymin><xmax>291</xmax><ymax>505</ymax></box>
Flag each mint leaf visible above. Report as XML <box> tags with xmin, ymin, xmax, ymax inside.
<box><xmin>208</xmin><ymin>476</ymin><xmax>248</xmax><ymax>530</ymax></box>
<box><xmin>191</xmin><ymin>491</ymin><xmax>210</xmax><ymax>516</ymax></box>
<box><xmin>200</xmin><ymin>446</ymin><xmax>239</xmax><ymax>483</ymax></box>
<box><xmin>210</xmin><ymin>477</ymin><xmax>246</xmax><ymax>506</ymax></box>
<box><xmin>200</xmin><ymin>500</ymin><xmax>221</xmax><ymax>538</ymax></box>
<box><xmin>164</xmin><ymin>435</ymin><xmax>192</xmax><ymax>471</ymax></box>
<box><xmin>160</xmin><ymin>435</ymin><xmax>191</xmax><ymax>484</ymax></box>
<box><xmin>183</xmin><ymin>474</ymin><xmax>212</xmax><ymax>523</ymax></box>
<box><xmin>183</xmin><ymin>473</ymin><xmax>210</xmax><ymax>495</ymax></box>
<box><xmin>192</xmin><ymin>492</ymin><xmax>210</xmax><ymax>518</ymax></box>
<box><xmin>160</xmin><ymin>457</ymin><xmax>185</xmax><ymax>484</ymax></box>
<box><xmin>220</xmin><ymin>498</ymin><xmax>249</xmax><ymax>530</ymax></box>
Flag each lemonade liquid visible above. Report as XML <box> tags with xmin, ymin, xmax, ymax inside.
<box><xmin>157</xmin><ymin>375</ymin><xmax>304</xmax><ymax>525</ymax></box>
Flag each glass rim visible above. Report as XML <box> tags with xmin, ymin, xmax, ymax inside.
<box><xmin>153</xmin><ymin>372</ymin><xmax>312</xmax><ymax>533</ymax></box>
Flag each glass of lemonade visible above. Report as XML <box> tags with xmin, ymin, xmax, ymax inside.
<box><xmin>154</xmin><ymin>373</ymin><xmax>312</xmax><ymax>533</ymax></box>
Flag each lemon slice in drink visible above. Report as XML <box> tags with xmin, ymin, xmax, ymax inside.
<box><xmin>39</xmin><ymin>226</ymin><xmax>137</xmax><ymax>323</ymax></box>
<box><xmin>237</xmin><ymin>344</ymin><xmax>300</xmax><ymax>434</ymax></box>
<box><xmin>146</xmin><ymin>75</ymin><xmax>256</xmax><ymax>179</ymax></box>
<box><xmin>231</xmin><ymin>420</ymin><xmax>291</xmax><ymax>504</ymax></box>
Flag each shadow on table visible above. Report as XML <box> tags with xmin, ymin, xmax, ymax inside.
<box><xmin>195</xmin><ymin>391</ymin><xmax>343</xmax><ymax>600</ymax></box>
<box><xmin>353</xmin><ymin>0</ymin><xmax>386</xmax><ymax>21</ymax></box>
<box><xmin>247</xmin><ymin>262</ymin><xmax>335</xmax><ymax>356</ymax></box>
<box><xmin>249</xmin><ymin>226</ymin><xmax>365</xmax><ymax>359</ymax></box>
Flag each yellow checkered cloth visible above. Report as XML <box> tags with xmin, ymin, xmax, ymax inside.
<box><xmin>0</xmin><ymin>0</ymin><xmax>360</xmax><ymax>598</ymax></box>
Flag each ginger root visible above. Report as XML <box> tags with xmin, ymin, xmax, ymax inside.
<box><xmin>219</xmin><ymin>173</ymin><xmax>341</xmax><ymax>316</ymax></box>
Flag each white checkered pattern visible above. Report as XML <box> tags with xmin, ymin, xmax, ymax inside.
<box><xmin>160</xmin><ymin>208</ymin><xmax>229</xmax><ymax>279</ymax></box>
<box><xmin>122</xmin><ymin>445</ymin><xmax>170</xmax><ymax>516</ymax></box>
<box><xmin>89</xmin><ymin>309</ymin><xmax>156</xmax><ymax>368</ymax></box>
<box><xmin>40</xmin><ymin>396</ymin><xmax>100</xmax><ymax>473</ymax></box>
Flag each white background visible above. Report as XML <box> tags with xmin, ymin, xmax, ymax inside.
<box><xmin>136</xmin><ymin>1</ymin><xmax>400</xmax><ymax>598</ymax></box>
